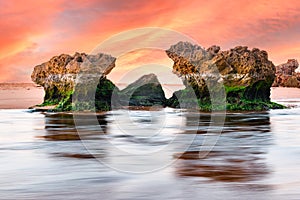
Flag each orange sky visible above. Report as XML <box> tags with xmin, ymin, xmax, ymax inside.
<box><xmin>1</xmin><ymin>0</ymin><xmax>300</xmax><ymax>82</ymax></box>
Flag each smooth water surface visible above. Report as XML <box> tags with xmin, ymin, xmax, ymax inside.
<box><xmin>0</xmin><ymin>105</ymin><xmax>299</xmax><ymax>199</ymax></box>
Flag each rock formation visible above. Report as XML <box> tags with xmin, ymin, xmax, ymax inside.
<box><xmin>31</xmin><ymin>53</ymin><xmax>165</xmax><ymax>110</ymax></box>
<box><xmin>31</xmin><ymin>41</ymin><xmax>285</xmax><ymax>111</ymax></box>
<box><xmin>118</xmin><ymin>73</ymin><xmax>166</xmax><ymax>107</ymax></box>
<box><xmin>31</xmin><ymin>52</ymin><xmax>116</xmax><ymax>106</ymax></box>
<box><xmin>272</xmin><ymin>59</ymin><xmax>300</xmax><ymax>87</ymax></box>
<box><xmin>166</xmin><ymin>41</ymin><xmax>283</xmax><ymax>110</ymax></box>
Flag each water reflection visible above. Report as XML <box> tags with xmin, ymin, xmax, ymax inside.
<box><xmin>38</xmin><ymin>110</ymin><xmax>274</xmax><ymax>183</ymax></box>
<box><xmin>37</xmin><ymin>109</ymin><xmax>187</xmax><ymax>172</ymax></box>
<box><xmin>40</xmin><ymin>113</ymin><xmax>108</xmax><ymax>140</ymax></box>
<box><xmin>175</xmin><ymin>112</ymin><xmax>272</xmax><ymax>183</ymax></box>
<box><xmin>38</xmin><ymin>113</ymin><xmax>109</xmax><ymax>159</ymax></box>
<box><xmin>1</xmin><ymin>107</ymin><xmax>300</xmax><ymax>199</ymax></box>
<box><xmin>2</xmin><ymin>108</ymin><xmax>300</xmax><ymax>199</ymax></box>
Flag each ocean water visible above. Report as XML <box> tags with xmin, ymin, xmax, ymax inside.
<box><xmin>0</xmin><ymin>102</ymin><xmax>300</xmax><ymax>199</ymax></box>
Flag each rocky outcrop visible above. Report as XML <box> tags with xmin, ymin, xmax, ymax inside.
<box><xmin>31</xmin><ymin>52</ymin><xmax>116</xmax><ymax>106</ymax></box>
<box><xmin>32</xmin><ymin>41</ymin><xmax>285</xmax><ymax>112</ymax></box>
<box><xmin>166</xmin><ymin>41</ymin><xmax>283</xmax><ymax>110</ymax></box>
<box><xmin>272</xmin><ymin>59</ymin><xmax>300</xmax><ymax>87</ymax></box>
<box><xmin>31</xmin><ymin>53</ymin><xmax>166</xmax><ymax>111</ymax></box>
<box><xmin>118</xmin><ymin>74</ymin><xmax>166</xmax><ymax>107</ymax></box>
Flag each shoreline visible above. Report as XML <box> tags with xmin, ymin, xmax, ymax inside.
<box><xmin>1</xmin><ymin>83</ymin><xmax>300</xmax><ymax>110</ymax></box>
<box><xmin>0</xmin><ymin>83</ymin><xmax>44</xmax><ymax>109</ymax></box>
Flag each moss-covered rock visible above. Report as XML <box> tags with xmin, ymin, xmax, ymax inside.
<box><xmin>118</xmin><ymin>74</ymin><xmax>166</xmax><ymax>107</ymax></box>
<box><xmin>166</xmin><ymin>87</ymin><xmax>201</xmax><ymax>109</ymax></box>
<box><xmin>95</xmin><ymin>77</ymin><xmax>119</xmax><ymax>111</ymax></box>
<box><xmin>55</xmin><ymin>77</ymin><xmax>118</xmax><ymax>111</ymax></box>
<box><xmin>167</xmin><ymin>84</ymin><xmax>284</xmax><ymax>111</ymax></box>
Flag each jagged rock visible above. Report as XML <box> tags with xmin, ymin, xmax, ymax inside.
<box><xmin>273</xmin><ymin>59</ymin><xmax>300</xmax><ymax>87</ymax></box>
<box><xmin>166</xmin><ymin>41</ymin><xmax>282</xmax><ymax>110</ymax></box>
<box><xmin>118</xmin><ymin>74</ymin><xmax>166</xmax><ymax>107</ymax></box>
<box><xmin>275</xmin><ymin>59</ymin><xmax>299</xmax><ymax>75</ymax></box>
<box><xmin>31</xmin><ymin>52</ymin><xmax>116</xmax><ymax>108</ymax></box>
<box><xmin>207</xmin><ymin>45</ymin><xmax>221</xmax><ymax>58</ymax></box>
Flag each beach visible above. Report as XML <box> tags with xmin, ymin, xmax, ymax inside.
<box><xmin>0</xmin><ymin>83</ymin><xmax>44</xmax><ymax>109</ymax></box>
<box><xmin>271</xmin><ymin>87</ymin><xmax>300</xmax><ymax>100</ymax></box>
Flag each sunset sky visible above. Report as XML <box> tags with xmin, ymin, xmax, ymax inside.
<box><xmin>1</xmin><ymin>0</ymin><xmax>300</xmax><ymax>82</ymax></box>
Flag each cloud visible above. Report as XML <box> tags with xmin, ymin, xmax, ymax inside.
<box><xmin>1</xmin><ymin>0</ymin><xmax>300</xmax><ymax>82</ymax></box>
<box><xmin>0</xmin><ymin>0</ymin><xmax>63</xmax><ymax>57</ymax></box>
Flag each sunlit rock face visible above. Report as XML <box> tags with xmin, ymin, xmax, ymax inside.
<box><xmin>273</xmin><ymin>59</ymin><xmax>300</xmax><ymax>88</ymax></box>
<box><xmin>31</xmin><ymin>52</ymin><xmax>116</xmax><ymax>106</ymax></box>
<box><xmin>166</xmin><ymin>41</ymin><xmax>281</xmax><ymax>110</ymax></box>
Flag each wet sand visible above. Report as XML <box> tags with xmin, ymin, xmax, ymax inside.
<box><xmin>0</xmin><ymin>83</ymin><xmax>44</xmax><ymax>109</ymax></box>
<box><xmin>271</xmin><ymin>87</ymin><xmax>300</xmax><ymax>100</ymax></box>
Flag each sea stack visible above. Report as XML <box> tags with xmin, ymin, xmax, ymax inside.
<box><xmin>31</xmin><ymin>52</ymin><xmax>117</xmax><ymax>111</ymax></box>
<box><xmin>166</xmin><ymin>41</ymin><xmax>283</xmax><ymax>110</ymax></box>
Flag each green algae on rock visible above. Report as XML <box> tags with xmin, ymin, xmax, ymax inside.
<box><xmin>55</xmin><ymin>77</ymin><xmax>118</xmax><ymax>112</ymax></box>
<box><xmin>55</xmin><ymin>74</ymin><xmax>166</xmax><ymax>111</ymax></box>
<box><xmin>94</xmin><ymin>77</ymin><xmax>119</xmax><ymax>111</ymax></box>
<box><xmin>118</xmin><ymin>73</ymin><xmax>166</xmax><ymax>107</ymax></box>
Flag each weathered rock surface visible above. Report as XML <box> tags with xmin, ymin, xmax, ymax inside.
<box><xmin>31</xmin><ymin>52</ymin><xmax>116</xmax><ymax>105</ymax></box>
<box><xmin>166</xmin><ymin>41</ymin><xmax>282</xmax><ymax>110</ymax></box>
<box><xmin>118</xmin><ymin>73</ymin><xmax>166</xmax><ymax>107</ymax></box>
<box><xmin>272</xmin><ymin>59</ymin><xmax>300</xmax><ymax>87</ymax></box>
